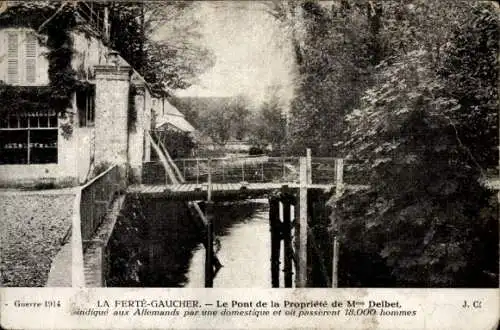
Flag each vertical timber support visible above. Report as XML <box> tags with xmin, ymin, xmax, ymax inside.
<box><xmin>331</xmin><ymin>158</ymin><xmax>344</xmax><ymax>288</ymax></box>
<box><xmin>269</xmin><ymin>196</ymin><xmax>281</xmax><ymax>288</ymax></box>
<box><xmin>282</xmin><ymin>186</ymin><xmax>293</xmax><ymax>287</ymax></box>
<box><xmin>306</xmin><ymin>148</ymin><xmax>312</xmax><ymax>184</ymax></box>
<box><xmin>204</xmin><ymin>201</ymin><xmax>214</xmax><ymax>287</ymax></box>
<box><xmin>205</xmin><ymin>164</ymin><xmax>214</xmax><ymax>288</ymax></box>
<box><xmin>296</xmin><ymin>157</ymin><xmax>308</xmax><ymax>288</ymax></box>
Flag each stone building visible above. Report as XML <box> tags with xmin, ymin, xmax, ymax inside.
<box><xmin>0</xmin><ymin>2</ymin><xmax>180</xmax><ymax>186</ymax></box>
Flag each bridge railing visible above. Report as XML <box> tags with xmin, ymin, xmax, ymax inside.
<box><xmin>80</xmin><ymin>165</ymin><xmax>123</xmax><ymax>242</ymax></box>
<box><xmin>144</xmin><ymin>156</ymin><xmax>370</xmax><ymax>186</ymax></box>
<box><xmin>172</xmin><ymin>156</ymin><xmax>301</xmax><ymax>184</ymax></box>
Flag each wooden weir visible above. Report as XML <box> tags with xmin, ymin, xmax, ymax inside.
<box><xmin>137</xmin><ymin>139</ymin><xmax>358</xmax><ymax>287</ymax></box>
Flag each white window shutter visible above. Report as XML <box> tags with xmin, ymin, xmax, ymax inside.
<box><xmin>7</xmin><ymin>32</ymin><xmax>19</xmax><ymax>84</ymax></box>
<box><xmin>25</xmin><ymin>33</ymin><xmax>37</xmax><ymax>84</ymax></box>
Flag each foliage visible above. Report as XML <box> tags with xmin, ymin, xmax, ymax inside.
<box><xmin>0</xmin><ymin>84</ymin><xmax>52</xmax><ymax>117</ymax></box>
<box><xmin>157</xmin><ymin>128</ymin><xmax>196</xmax><ymax>159</ymax></box>
<box><xmin>108</xmin><ymin>2</ymin><xmax>215</xmax><ymax>92</ymax></box>
<box><xmin>336</xmin><ymin>3</ymin><xmax>498</xmax><ymax>287</ymax></box>
<box><xmin>251</xmin><ymin>89</ymin><xmax>287</xmax><ymax>153</ymax></box>
<box><xmin>0</xmin><ymin>1</ymin><xmax>92</xmax><ymax>138</ymax></box>
<box><xmin>107</xmin><ymin>195</ymin><xmax>148</xmax><ymax>287</ymax></box>
<box><xmin>274</xmin><ymin>1</ymin><xmax>376</xmax><ymax>156</ymax></box>
<box><xmin>45</xmin><ymin>5</ymin><xmax>78</xmax><ymax>116</ymax></box>
<box><xmin>229</xmin><ymin>95</ymin><xmax>252</xmax><ymax>141</ymax></box>
<box><xmin>193</xmin><ymin>96</ymin><xmax>252</xmax><ymax>146</ymax></box>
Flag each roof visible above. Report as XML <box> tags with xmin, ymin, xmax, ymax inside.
<box><xmin>156</xmin><ymin>114</ymin><xmax>196</xmax><ymax>133</ymax></box>
<box><xmin>155</xmin><ymin>98</ymin><xmax>196</xmax><ymax>133</ymax></box>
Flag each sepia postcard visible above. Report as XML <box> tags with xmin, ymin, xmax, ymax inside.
<box><xmin>0</xmin><ymin>0</ymin><xmax>498</xmax><ymax>329</ymax></box>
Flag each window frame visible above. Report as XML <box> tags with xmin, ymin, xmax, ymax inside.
<box><xmin>4</xmin><ymin>29</ymin><xmax>39</xmax><ymax>86</ymax></box>
<box><xmin>77</xmin><ymin>86</ymin><xmax>96</xmax><ymax>127</ymax></box>
<box><xmin>0</xmin><ymin>113</ymin><xmax>58</xmax><ymax>165</ymax></box>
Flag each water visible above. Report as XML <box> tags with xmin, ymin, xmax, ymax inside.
<box><xmin>185</xmin><ymin>199</ymin><xmax>294</xmax><ymax>288</ymax></box>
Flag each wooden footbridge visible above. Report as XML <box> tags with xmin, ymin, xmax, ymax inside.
<box><xmin>131</xmin><ymin>133</ymin><xmax>367</xmax><ymax>288</ymax></box>
<box><xmin>78</xmin><ymin>131</ymin><xmax>367</xmax><ymax>288</ymax></box>
<box><xmin>129</xmin><ymin>153</ymin><xmax>358</xmax><ymax>199</ymax></box>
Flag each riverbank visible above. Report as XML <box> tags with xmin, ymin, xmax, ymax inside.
<box><xmin>106</xmin><ymin>196</ymin><xmax>264</xmax><ymax>287</ymax></box>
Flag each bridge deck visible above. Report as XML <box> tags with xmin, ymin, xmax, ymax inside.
<box><xmin>127</xmin><ymin>182</ymin><xmax>338</xmax><ymax>200</ymax></box>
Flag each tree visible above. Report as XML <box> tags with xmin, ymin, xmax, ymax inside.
<box><xmin>336</xmin><ymin>2</ymin><xmax>498</xmax><ymax>287</ymax></box>
<box><xmin>251</xmin><ymin>88</ymin><xmax>287</xmax><ymax>153</ymax></box>
<box><xmin>202</xmin><ymin>100</ymin><xmax>233</xmax><ymax>146</ymax></box>
<box><xmin>200</xmin><ymin>96</ymin><xmax>252</xmax><ymax>146</ymax></box>
<box><xmin>228</xmin><ymin>95</ymin><xmax>252</xmax><ymax>141</ymax></box>
<box><xmin>269</xmin><ymin>1</ymin><xmax>377</xmax><ymax>156</ymax></box>
<box><xmin>109</xmin><ymin>2</ymin><xmax>215</xmax><ymax>92</ymax></box>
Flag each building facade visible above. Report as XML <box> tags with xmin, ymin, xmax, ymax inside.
<box><xmin>0</xmin><ymin>3</ymin><xmax>155</xmax><ymax>186</ymax></box>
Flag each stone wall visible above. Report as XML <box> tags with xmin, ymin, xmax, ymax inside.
<box><xmin>94</xmin><ymin>65</ymin><xmax>131</xmax><ymax>170</ymax></box>
<box><xmin>127</xmin><ymin>77</ymin><xmax>152</xmax><ymax>183</ymax></box>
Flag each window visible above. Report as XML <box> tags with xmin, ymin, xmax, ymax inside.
<box><xmin>77</xmin><ymin>86</ymin><xmax>95</xmax><ymax>127</ymax></box>
<box><xmin>5</xmin><ymin>30</ymin><xmax>38</xmax><ymax>85</ymax></box>
<box><xmin>0</xmin><ymin>112</ymin><xmax>58</xmax><ymax>164</ymax></box>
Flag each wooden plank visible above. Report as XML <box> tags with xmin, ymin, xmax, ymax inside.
<box><xmin>283</xmin><ymin>192</ymin><xmax>293</xmax><ymax>288</ymax></box>
<box><xmin>335</xmin><ymin>159</ymin><xmax>344</xmax><ymax>199</ymax></box>
<box><xmin>269</xmin><ymin>196</ymin><xmax>281</xmax><ymax>288</ymax></box>
<box><xmin>306</xmin><ymin>148</ymin><xmax>312</xmax><ymax>184</ymax></box>
<box><xmin>332</xmin><ymin>158</ymin><xmax>344</xmax><ymax>288</ymax></box>
<box><xmin>296</xmin><ymin>157</ymin><xmax>308</xmax><ymax>288</ymax></box>
<box><xmin>332</xmin><ymin>237</ymin><xmax>339</xmax><ymax>288</ymax></box>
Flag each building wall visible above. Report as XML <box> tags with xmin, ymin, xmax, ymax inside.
<box><xmin>0</xmin><ymin>27</ymin><xmax>101</xmax><ymax>186</ymax></box>
<box><xmin>71</xmin><ymin>31</ymin><xmax>108</xmax><ymax>80</ymax></box>
<box><xmin>0</xmin><ymin>27</ymin><xmax>151</xmax><ymax>187</ymax></box>
<box><xmin>94</xmin><ymin>65</ymin><xmax>131</xmax><ymax>170</ymax></box>
<box><xmin>128</xmin><ymin>84</ymin><xmax>152</xmax><ymax>183</ymax></box>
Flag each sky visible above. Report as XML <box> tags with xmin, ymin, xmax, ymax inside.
<box><xmin>173</xmin><ymin>1</ymin><xmax>296</xmax><ymax>108</ymax></box>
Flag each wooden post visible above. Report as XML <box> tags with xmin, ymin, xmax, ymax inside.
<box><xmin>103</xmin><ymin>6</ymin><xmax>109</xmax><ymax>40</ymax></box>
<box><xmin>282</xmin><ymin>188</ymin><xmax>293</xmax><ymax>288</ymax></box>
<box><xmin>269</xmin><ymin>196</ymin><xmax>281</xmax><ymax>288</ymax></box>
<box><xmin>242</xmin><ymin>160</ymin><xmax>245</xmax><ymax>182</ymax></box>
<box><xmin>196</xmin><ymin>158</ymin><xmax>200</xmax><ymax>184</ymax></box>
<box><xmin>27</xmin><ymin>129</ymin><xmax>30</xmax><ymax>164</ymax></box>
<box><xmin>261</xmin><ymin>162</ymin><xmax>265</xmax><ymax>182</ymax></box>
<box><xmin>335</xmin><ymin>158</ymin><xmax>344</xmax><ymax>199</ymax></box>
<box><xmin>296</xmin><ymin>157</ymin><xmax>308</xmax><ymax>288</ymax></box>
<box><xmin>222</xmin><ymin>160</ymin><xmax>225</xmax><ymax>181</ymax></box>
<box><xmin>332</xmin><ymin>158</ymin><xmax>344</xmax><ymax>288</ymax></box>
<box><xmin>204</xmin><ymin>201</ymin><xmax>214</xmax><ymax>287</ymax></box>
<box><xmin>183</xmin><ymin>159</ymin><xmax>186</xmax><ymax>179</ymax></box>
<box><xmin>207</xmin><ymin>158</ymin><xmax>212</xmax><ymax>202</ymax></box>
<box><xmin>282</xmin><ymin>157</ymin><xmax>286</xmax><ymax>181</ymax></box>
<box><xmin>306</xmin><ymin>148</ymin><xmax>312</xmax><ymax>184</ymax></box>
<box><xmin>332</xmin><ymin>238</ymin><xmax>339</xmax><ymax>288</ymax></box>
<box><xmin>293</xmin><ymin>195</ymin><xmax>300</xmax><ymax>281</ymax></box>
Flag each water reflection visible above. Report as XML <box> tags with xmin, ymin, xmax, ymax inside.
<box><xmin>186</xmin><ymin>199</ymin><xmax>272</xmax><ymax>288</ymax></box>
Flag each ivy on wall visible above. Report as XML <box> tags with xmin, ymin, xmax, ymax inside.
<box><xmin>0</xmin><ymin>3</ymin><xmax>92</xmax><ymax>132</ymax></box>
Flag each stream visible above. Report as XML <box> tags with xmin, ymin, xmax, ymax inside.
<box><xmin>185</xmin><ymin>198</ymin><xmax>294</xmax><ymax>288</ymax></box>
